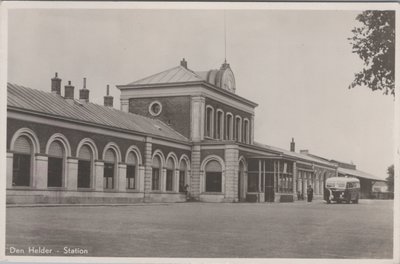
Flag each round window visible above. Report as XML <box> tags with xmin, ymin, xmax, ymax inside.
<box><xmin>149</xmin><ymin>101</ymin><xmax>162</xmax><ymax>116</ymax></box>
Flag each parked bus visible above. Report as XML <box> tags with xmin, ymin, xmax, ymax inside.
<box><xmin>325</xmin><ymin>177</ymin><xmax>360</xmax><ymax>204</ymax></box>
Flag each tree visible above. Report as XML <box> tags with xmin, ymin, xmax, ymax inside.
<box><xmin>386</xmin><ymin>164</ymin><xmax>394</xmax><ymax>192</ymax></box>
<box><xmin>349</xmin><ymin>11</ymin><xmax>395</xmax><ymax>96</ymax></box>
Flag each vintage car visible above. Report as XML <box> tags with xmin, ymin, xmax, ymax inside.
<box><xmin>325</xmin><ymin>177</ymin><xmax>360</xmax><ymax>204</ymax></box>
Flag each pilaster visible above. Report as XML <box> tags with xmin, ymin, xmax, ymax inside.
<box><xmin>34</xmin><ymin>154</ymin><xmax>48</xmax><ymax>189</ymax></box>
<box><xmin>293</xmin><ymin>162</ymin><xmax>297</xmax><ymax>198</ymax></box>
<box><xmin>224</xmin><ymin>144</ymin><xmax>239</xmax><ymax>202</ymax></box>
<box><xmin>139</xmin><ymin>165</ymin><xmax>145</xmax><ymax>192</ymax></box>
<box><xmin>190</xmin><ymin>96</ymin><xmax>205</xmax><ymax>142</ymax></box>
<box><xmin>144</xmin><ymin>137</ymin><xmax>153</xmax><ymax>202</ymax></box>
<box><xmin>121</xmin><ymin>99</ymin><xmax>129</xmax><ymax>112</ymax></box>
<box><xmin>94</xmin><ymin>161</ymin><xmax>104</xmax><ymax>191</ymax></box>
<box><xmin>66</xmin><ymin>157</ymin><xmax>79</xmax><ymax>190</ymax></box>
<box><xmin>190</xmin><ymin>144</ymin><xmax>201</xmax><ymax>199</ymax></box>
<box><xmin>6</xmin><ymin>152</ymin><xmax>13</xmax><ymax>189</ymax></box>
<box><xmin>118</xmin><ymin>163</ymin><xmax>127</xmax><ymax>192</ymax></box>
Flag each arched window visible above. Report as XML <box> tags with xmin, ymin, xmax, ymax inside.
<box><xmin>166</xmin><ymin>158</ymin><xmax>175</xmax><ymax>191</ymax></box>
<box><xmin>12</xmin><ymin>136</ymin><xmax>32</xmax><ymax>187</ymax></box>
<box><xmin>243</xmin><ymin>119</ymin><xmax>250</xmax><ymax>144</ymax></box>
<box><xmin>104</xmin><ymin>148</ymin><xmax>116</xmax><ymax>189</ymax></box>
<box><xmin>226</xmin><ymin>113</ymin><xmax>233</xmax><ymax>140</ymax></box>
<box><xmin>47</xmin><ymin>140</ymin><xmax>65</xmax><ymax>187</ymax></box>
<box><xmin>235</xmin><ymin>116</ymin><xmax>242</xmax><ymax>142</ymax></box>
<box><xmin>77</xmin><ymin>145</ymin><xmax>93</xmax><ymax>188</ymax></box>
<box><xmin>152</xmin><ymin>155</ymin><xmax>162</xmax><ymax>191</ymax></box>
<box><xmin>179</xmin><ymin>159</ymin><xmax>188</xmax><ymax>193</ymax></box>
<box><xmin>216</xmin><ymin>110</ymin><xmax>224</xmax><ymax>140</ymax></box>
<box><xmin>205</xmin><ymin>106</ymin><xmax>214</xmax><ymax>138</ymax></box>
<box><xmin>126</xmin><ymin>151</ymin><xmax>137</xmax><ymax>190</ymax></box>
<box><xmin>205</xmin><ymin>160</ymin><xmax>222</xmax><ymax>192</ymax></box>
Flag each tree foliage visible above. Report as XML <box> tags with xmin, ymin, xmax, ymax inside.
<box><xmin>349</xmin><ymin>11</ymin><xmax>395</xmax><ymax>96</ymax></box>
<box><xmin>386</xmin><ymin>164</ymin><xmax>394</xmax><ymax>192</ymax></box>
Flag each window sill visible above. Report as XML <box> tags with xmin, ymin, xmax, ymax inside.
<box><xmin>47</xmin><ymin>187</ymin><xmax>67</xmax><ymax>191</ymax></box>
<box><xmin>103</xmin><ymin>189</ymin><xmax>119</xmax><ymax>193</ymax></box>
<box><xmin>201</xmin><ymin>192</ymin><xmax>224</xmax><ymax>195</ymax></box>
<box><xmin>126</xmin><ymin>189</ymin><xmax>141</xmax><ymax>193</ymax></box>
<box><xmin>8</xmin><ymin>186</ymin><xmax>32</xmax><ymax>190</ymax></box>
<box><xmin>77</xmin><ymin>188</ymin><xmax>95</xmax><ymax>192</ymax></box>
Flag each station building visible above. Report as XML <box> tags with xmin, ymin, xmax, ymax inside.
<box><xmin>6</xmin><ymin>59</ymin><xmax>381</xmax><ymax>204</ymax></box>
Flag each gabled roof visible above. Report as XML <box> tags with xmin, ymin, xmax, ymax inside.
<box><xmin>253</xmin><ymin>142</ymin><xmax>336</xmax><ymax>168</ymax></box>
<box><xmin>338</xmin><ymin>167</ymin><xmax>383</xmax><ymax>181</ymax></box>
<box><xmin>7</xmin><ymin>83</ymin><xmax>188</xmax><ymax>142</ymax></box>
<box><xmin>128</xmin><ymin>66</ymin><xmax>204</xmax><ymax>86</ymax></box>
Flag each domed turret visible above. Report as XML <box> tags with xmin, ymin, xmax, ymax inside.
<box><xmin>203</xmin><ymin>61</ymin><xmax>236</xmax><ymax>93</ymax></box>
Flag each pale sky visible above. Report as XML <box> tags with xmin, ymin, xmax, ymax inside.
<box><xmin>7</xmin><ymin>8</ymin><xmax>394</xmax><ymax>179</ymax></box>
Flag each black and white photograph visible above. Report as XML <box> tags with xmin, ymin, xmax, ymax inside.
<box><xmin>1</xmin><ymin>2</ymin><xmax>399</xmax><ymax>263</ymax></box>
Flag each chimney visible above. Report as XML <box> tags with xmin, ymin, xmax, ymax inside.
<box><xmin>51</xmin><ymin>72</ymin><xmax>61</xmax><ymax>95</ymax></box>
<box><xmin>104</xmin><ymin>85</ymin><xmax>113</xmax><ymax>107</ymax></box>
<box><xmin>64</xmin><ymin>81</ymin><xmax>75</xmax><ymax>100</ymax></box>
<box><xmin>290</xmin><ymin>138</ymin><xmax>295</xmax><ymax>152</ymax></box>
<box><xmin>300</xmin><ymin>149</ymin><xmax>309</xmax><ymax>155</ymax></box>
<box><xmin>79</xmin><ymin>77</ymin><xmax>90</xmax><ymax>103</ymax></box>
<box><xmin>180</xmin><ymin>58</ymin><xmax>187</xmax><ymax>69</ymax></box>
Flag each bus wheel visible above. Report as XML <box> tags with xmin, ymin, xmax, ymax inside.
<box><xmin>327</xmin><ymin>199</ymin><xmax>331</xmax><ymax>204</ymax></box>
<box><xmin>353</xmin><ymin>199</ymin><xmax>358</xmax><ymax>204</ymax></box>
<box><xmin>346</xmin><ymin>198</ymin><xmax>350</xmax><ymax>204</ymax></box>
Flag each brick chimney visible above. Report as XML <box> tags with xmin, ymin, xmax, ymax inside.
<box><xmin>64</xmin><ymin>81</ymin><xmax>74</xmax><ymax>100</ymax></box>
<box><xmin>300</xmin><ymin>149</ymin><xmax>309</xmax><ymax>155</ymax></box>
<box><xmin>79</xmin><ymin>77</ymin><xmax>89</xmax><ymax>103</ymax></box>
<box><xmin>180</xmin><ymin>58</ymin><xmax>187</xmax><ymax>69</ymax></box>
<box><xmin>51</xmin><ymin>72</ymin><xmax>61</xmax><ymax>95</ymax></box>
<box><xmin>290</xmin><ymin>138</ymin><xmax>295</xmax><ymax>152</ymax></box>
<box><xmin>104</xmin><ymin>85</ymin><xmax>113</xmax><ymax>107</ymax></box>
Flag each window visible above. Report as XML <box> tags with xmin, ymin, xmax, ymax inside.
<box><xmin>104</xmin><ymin>163</ymin><xmax>114</xmax><ymax>189</ymax></box>
<box><xmin>104</xmin><ymin>149</ymin><xmax>116</xmax><ymax>190</ymax></box>
<box><xmin>152</xmin><ymin>155</ymin><xmax>161</xmax><ymax>191</ymax></box>
<box><xmin>127</xmin><ymin>165</ymin><xmax>136</xmax><ymax>189</ymax></box>
<box><xmin>206</xmin><ymin>106</ymin><xmax>214</xmax><ymax>138</ymax></box>
<box><xmin>243</xmin><ymin>119</ymin><xmax>249</xmax><ymax>143</ymax></box>
<box><xmin>12</xmin><ymin>136</ymin><xmax>32</xmax><ymax>187</ymax></box>
<box><xmin>205</xmin><ymin>160</ymin><xmax>222</xmax><ymax>192</ymax></box>
<box><xmin>235</xmin><ymin>116</ymin><xmax>242</xmax><ymax>142</ymax></box>
<box><xmin>149</xmin><ymin>101</ymin><xmax>162</xmax><ymax>116</ymax></box>
<box><xmin>226</xmin><ymin>114</ymin><xmax>233</xmax><ymax>140</ymax></box>
<box><xmin>166</xmin><ymin>158</ymin><xmax>174</xmax><ymax>191</ymax></box>
<box><xmin>179</xmin><ymin>160</ymin><xmax>187</xmax><ymax>193</ymax></box>
<box><xmin>216</xmin><ymin>110</ymin><xmax>224</xmax><ymax>140</ymax></box>
<box><xmin>77</xmin><ymin>145</ymin><xmax>92</xmax><ymax>188</ymax></box>
<box><xmin>47</xmin><ymin>140</ymin><xmax>64</xmax><ymax>187</ymax></box>
<box><xmin>13</xmin><ymin>154</ymin><xmax>31</xmax><ymax>187</ymax></box>
<box><xmin>126</xmin><ymin>152</ymin><xmax>137</xmax><ymax>190</ymax></box>
<box><xmin>247</xmin><ymin>172</ymin><xmax>258</xmax><ymax>192</ymax></box>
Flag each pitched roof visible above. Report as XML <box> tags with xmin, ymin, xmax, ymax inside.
<box><xmin>7</xmin><ymin>83</ymin><xmax>188</xmax><ymax>142</ymax></box>
<box><xmin>128</xmin><ymin>66</ymin><xmax>204</xmax><ymax>86</ymax></box>
<box><xmin>253</xmin><ymin>142</ymin><xmax>336</xmax><ymax>167</ymax></box>
<box><xmin>338</xmin><ymin>167</ymin><xmax>383</xmax><ymax>181</ymax></box>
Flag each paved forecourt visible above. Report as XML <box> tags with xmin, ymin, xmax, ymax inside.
<box><xmin>6</xmin><ymin>200</ymin><xmax>393</xmax><ymax>258</ymax></box>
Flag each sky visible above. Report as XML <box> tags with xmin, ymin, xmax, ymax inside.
<box><xmin>6</xmin><ymin>7</ymin><xmax>395</xmax><ymax>180</ymax></box>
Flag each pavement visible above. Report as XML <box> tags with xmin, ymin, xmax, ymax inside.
<box><xmin>5</xmin><ymin>199</ymin><xmax>394</xmax><ymax>259</ymax></box>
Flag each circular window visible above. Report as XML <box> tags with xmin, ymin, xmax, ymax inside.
<box><xmin>149</xmin><ymin>101</ymin><xmax>162</xmax><ymax>116</ymax></box>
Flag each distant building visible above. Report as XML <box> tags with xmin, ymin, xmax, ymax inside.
<box><xmin>6</xmin><ymin>59</ymin><xmax>382</xmax><ymax>204</ymax></box>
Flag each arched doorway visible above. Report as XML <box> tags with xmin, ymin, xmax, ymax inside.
<box><xmin>238</xmin><ymin>160</ymin><xmax>246</xmax><ymax>202</ymax></box>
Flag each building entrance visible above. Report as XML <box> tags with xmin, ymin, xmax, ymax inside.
<box><xmin>264</xmin><ymin>173</ymin><xmax>274</xmax><ymax>202</ymax></box>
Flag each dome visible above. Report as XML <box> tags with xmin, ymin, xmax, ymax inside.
<box><xmin>202</xmin><ymin>61</ymin><xmax>236</xmax><ymax>93</ymax></box>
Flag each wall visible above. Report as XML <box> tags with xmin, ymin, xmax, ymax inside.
<box><xmin>129</xmin><ymin>96</ymin><xmax>191</xmax><ymax>138</ymax></box>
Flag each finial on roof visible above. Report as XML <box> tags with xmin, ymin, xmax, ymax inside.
<box><xmin>180</xmin><ymin>58</ymin><xmax>188</xmax><ymax>69</ymax></box>
<box><xmin>83</xmin><ymin>78</ymin><xmax>86</xmax><ymax>89</ymax></box>
<box><xmin>107</xmin><ymin>84</ymin><xmax>110</xmax><ymax>96</ymax></box>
